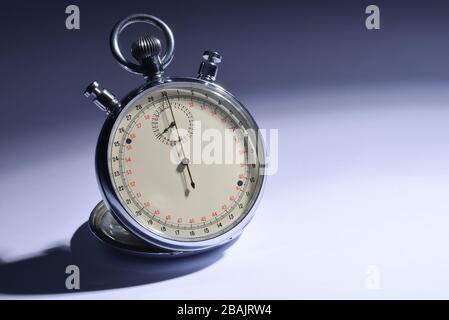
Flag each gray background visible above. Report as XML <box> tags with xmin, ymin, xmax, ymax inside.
<box><xmin>0</xmin><ymin>0</ymin><xmax>448</xmax><ymax>299</ymax></box>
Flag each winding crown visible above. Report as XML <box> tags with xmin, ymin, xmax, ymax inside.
<box><xmin>132</xmin><ymin>36</ymin><xmax>162</xmax><ymax>62</ymax></box>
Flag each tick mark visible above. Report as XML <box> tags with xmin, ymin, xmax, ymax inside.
<box><xmin>126</xmin><ymin>138</ymin><xmax>132</xmax><ymax>144</ymax></box>
<box><xmin>237</xmin><ymin>180</ymin><xmax>243</xmax><ymax>187</ymax></box>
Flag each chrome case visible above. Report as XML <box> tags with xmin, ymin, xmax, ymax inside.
<box><xmin>85</xmin><ymin>14</ymin><xmax>265</xmax><ymax>255</ymax></box>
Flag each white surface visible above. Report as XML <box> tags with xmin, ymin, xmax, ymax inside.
<box><xmin>1</xmin><ymin>83</ymin><xmax>449</xmax><ymax>299</ymax></box>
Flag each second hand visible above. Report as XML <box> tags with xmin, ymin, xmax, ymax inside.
<box><xmin>164</xmin><ymin>93</ymin><xmax>196</xmax><ymax>189</ymax></box>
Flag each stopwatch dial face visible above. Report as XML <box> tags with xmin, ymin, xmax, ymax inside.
<box><xmin>108</xmin><ymin>85</ymin><xmax>263</xmax><ymax>242</ymax></box>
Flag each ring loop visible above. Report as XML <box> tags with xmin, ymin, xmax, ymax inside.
<box><xmin>110</xmin><ymin>14</ymin><xmax>175</xmax><ymax>75</ymax></box>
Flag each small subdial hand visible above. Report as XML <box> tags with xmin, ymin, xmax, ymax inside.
<box><xmin>157</xmin><ymin>121</ymin><xmax>175</xmax><ymax>137</ymax></box>
<box><xmin>164</xmin><ymin>93</ymin><xmax>196</xmax><ymax>189</ymax></box>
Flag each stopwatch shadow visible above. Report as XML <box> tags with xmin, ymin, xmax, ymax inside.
<box><xmin>0</xmin><ymin>222</ymin><xmax>233</xmax><ymax>295</ymax></box>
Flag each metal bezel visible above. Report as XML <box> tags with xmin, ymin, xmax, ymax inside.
<box><xmin>95</xmin><ymin>78</ymin><xmax>266</xmax><ymax>252</ymax></box>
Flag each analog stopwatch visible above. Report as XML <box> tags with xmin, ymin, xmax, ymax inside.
<box><xmin>84</xmin><ymin>14</ymin><xmax>265</xmax><ymax>256</ymax></box>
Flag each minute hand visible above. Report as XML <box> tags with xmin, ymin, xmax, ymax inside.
<box><xmin>164</xmin><ymin>94</ymin><xmax>196</xmax><ymax>189</ymax></box>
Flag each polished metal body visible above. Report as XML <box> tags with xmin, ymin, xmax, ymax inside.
<box><xmin>95</xmin><ymin>78</ymin><xmax>265</xmax><ymax>253</ymax></box>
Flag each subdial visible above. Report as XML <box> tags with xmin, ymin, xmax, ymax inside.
<box><xmin>151</xmin><ymin>102</ymin><xmax>194</xmax><ymax>146</ymax></box>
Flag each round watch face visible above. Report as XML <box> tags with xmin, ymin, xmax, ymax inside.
<box><xmin>107</xmin><ymin>81</ymin><xmax>264</xmax><ymax>244</ymax></box>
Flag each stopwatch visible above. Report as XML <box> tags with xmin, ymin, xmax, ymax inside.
<box><xmin>84</xmin><ymin>14</ymin><xmax>265</xmax><ymax>256</ymax></box>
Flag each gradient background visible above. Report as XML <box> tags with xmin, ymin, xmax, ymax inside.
<box><xmin>1</xmin><ymin>0</ymin><xmax>449</xmax><ymax>299</ymax></box>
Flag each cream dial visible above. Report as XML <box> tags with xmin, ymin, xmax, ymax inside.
<box><xmin>108</xmin><ymin>86</ymin><xmax>261</xmax><ymax>242</ymax></box>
